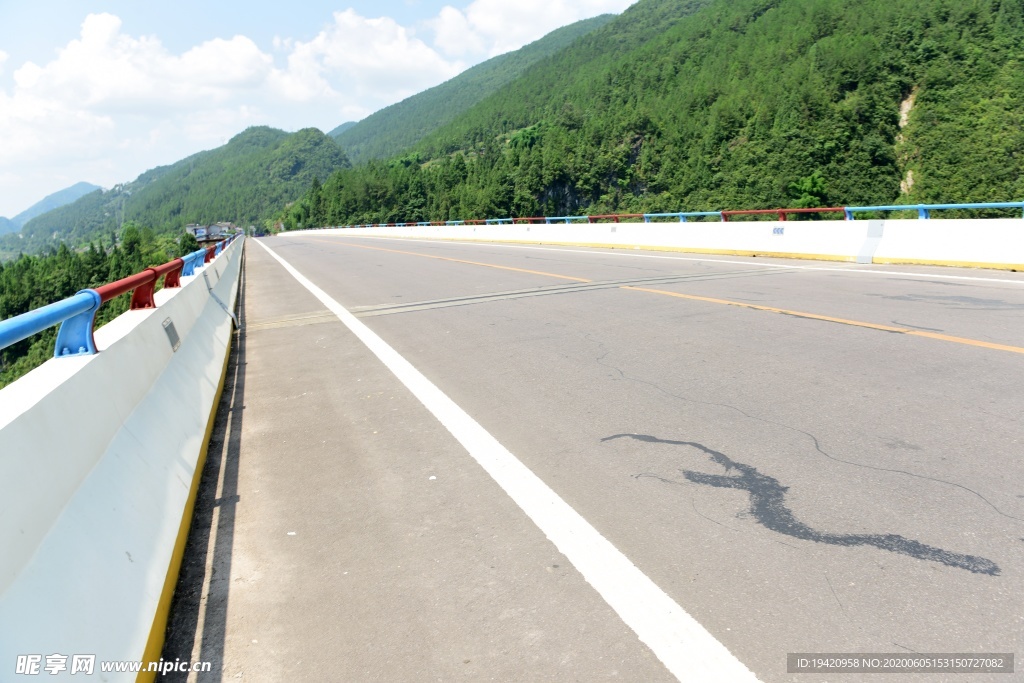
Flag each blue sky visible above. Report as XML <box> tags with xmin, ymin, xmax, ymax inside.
<box><xmin>0</xmin><ymin>1</ymin><xmax>634</xmax><ymax>218</ymax></box>
<box><xmin>0</xmin><ymin>1</ymin><xmax>455</xmax><ymax>65</ymax></box>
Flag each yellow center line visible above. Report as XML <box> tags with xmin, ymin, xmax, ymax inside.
<box><xmin>297</xmin><ymin>236</ymin><xmax>1022</xmax><ymax>356</ymax></box>
<box><xmin>307</xmin><ymin>237</ymin><xmax>592</xmax><ymax>283</ymax></box>
<box><xmin>902</xmin><ymin>329</ymin><xmax>1024</xmax><ymax>354</ymax></box>
<box><xmin>622</xmin><ymin>286</ymin><xmax>1024</xmax><ymax>355</ymax></box>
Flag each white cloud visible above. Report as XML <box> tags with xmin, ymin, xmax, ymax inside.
<box><xmin>0</xmin><ymin>14</ymin><xmax>274</xmax><ymax>198</ymax></box>
<box><xmin>430</xmin><ymin>0</ymin><xmax>634</xmax><ymax>59</ymax></box>
<box><xmin>0</xmin><ymin>50</ymin><xmax>8</xmax><ymax>76</ymax></box>
<box><xmin>12</xmin><ymin>14</ymin><xmax>273</xmax><ymax>114</ymax></box>
<box><xmin>429</xmin><ymin>7</ymin><xmax>487</xmax><ymax>59</ymax></box>
<box><xmin>269</xmin><ymin>10</ymin><xmax>463</xmax><ymax>107</ymax></box>
<box><xmin>179</xmin><ymin>37</ymin><xmax>274</xmax><ymax>91</ymax></box>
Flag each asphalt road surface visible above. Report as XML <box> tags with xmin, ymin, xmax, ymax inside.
<box><xmin>162</xmin><ymin>233</ymin><xmax>1024</xmax><ymax>682</ymax></box>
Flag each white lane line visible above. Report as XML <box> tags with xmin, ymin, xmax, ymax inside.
<box><xmin>294</xmin><ymin>231</ymin><xmax>1024</xmax><ymax>286</ymax></box>
<box><xmin>254</xmin><ymin>238</ymin><xmax>759</xmax><ymax>683</ymax></box>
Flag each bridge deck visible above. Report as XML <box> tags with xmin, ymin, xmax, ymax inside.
<box><xmin>162</xmin><ymin>235</ymin><xmax>1024</xmax><ymax>682</ymax></box>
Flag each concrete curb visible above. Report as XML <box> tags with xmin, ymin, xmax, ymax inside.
<box><xmin>0</xmin><ymin>239</ymin><xmax>244</xmax><ymax>681</ymax></box>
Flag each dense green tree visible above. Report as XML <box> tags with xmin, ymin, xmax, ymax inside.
<box><xmin>178</xmin><ymin>231</ymin><xmax>200</xmax><ymax>257</ymax></box>
<box><xmin>788</xmin><ymin>172</ymin><xmax>830</xmax><ymax>209</ymax></box>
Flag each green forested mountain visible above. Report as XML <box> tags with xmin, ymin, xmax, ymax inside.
<box><xmin>7</xmin><ymin>182</ymin><xmax>104</xmax><ymax>231</ymax></box>
<box><xmin>123</xmin><ymin>127</ymin><xmax>348</xmax><ymax>228</ymax></box>
<box><xmin>1</xmin><ymin>182</ymin><xmax>102</xmax><ymax>237</ymax></box>
<box><xmin>3</xmin><ymin>127</ymin><xmax>349</xmax><ymax>255</ymax></box>
<box><xmin>283</xmin><ymin>0</ymin><xmax>1024</xmax><ymax>229</ymax></box>
<box><xmin>331</xmin><ymin>14</ymin><xmax>617</xmax><ymax>164</ymax></box>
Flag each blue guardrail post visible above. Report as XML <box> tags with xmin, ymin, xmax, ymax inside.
<box><xmin>53</xmin><ymin>290</ymin><xmax>103</xmax><ymax>357</ymax></box>
<box><xmin>0</xmin><ymin>290</ymin><xmax>102</xmax><ymax>357</ymax></box>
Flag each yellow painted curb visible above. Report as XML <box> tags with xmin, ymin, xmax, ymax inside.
<box><xmin>871</xmin><ymin>257</ymin><xmax>1023</xmax><ymax>271</ymax></box>
<box><xmin>135</xmin><ymin>307</ymin><xmax>237</xmax><ymax>681</ymax></box>
<box><xmin>315</xmin><ymin>232</ymin><xmax>1024</xmax><ymax>271</ymax></box>
<box><xmin>320</xmin><ymin>233</ymin><xmax>859</xmax><ymax>263</ymax></box>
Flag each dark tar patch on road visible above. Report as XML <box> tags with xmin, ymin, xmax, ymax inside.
<box><xmin>602</xmin><ymin>433</ymin><xmax>1000</xmax><ymax>576</ymax></box>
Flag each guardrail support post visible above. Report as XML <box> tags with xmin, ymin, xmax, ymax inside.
<box><xmin>918</xmin><ymin>207</ymin><xmax>931</xmax><ymax>219</ymax></box>
<box><xmin>844</xmin><ymin>208</ymin><xmax>854</xmax><ymax>221</ymax></box>
<box><xmin>680</xmin><ymin>214</ymin><xmax>687</xmax><ymax>223</ymax></box>
<box><xmin>130</xmin><ymin>270</ymin><xmax>159</xmax><ymax>310</ymax></box>
<box><xmin>54</xmin><ymin>290</ymin><xmax>102</xmax><ymax>357</ymax></box>
<box><xmin>182</xmin><ymin>250</ymin><xmax>205</xmax><ymax>277</ymax></box>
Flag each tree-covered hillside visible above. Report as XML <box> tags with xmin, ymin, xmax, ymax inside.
<box><xmin>3</xmin><ymin>127</ymin><xmax>349</xmax><ymax>255</ymax></box>
<box><xmin>283</xmin><ymin>0</ymin><xmax>1024</xmax><ymax>228</ymax></box>
<box><xmin>331</xmin><ymin>14</ymin><xmax>617</xmax><ymax>164</ymax></box>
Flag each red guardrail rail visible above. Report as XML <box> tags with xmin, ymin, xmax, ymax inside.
<box><xmin>721</xmin><ymin>207</ymin><xmax>846</xmax><ymax>222</ymax></box>
<box><xmin>587</xmin><ymin>214</ymin><xmax>644</xmax><ymax>223</ymax></box>
<box><xmin>93</xmin><ymin>259</ymin><xmax>185</xmax><ymax>312</ymax></box>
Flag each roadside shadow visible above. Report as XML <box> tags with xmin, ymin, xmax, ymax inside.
<box><xmin>159</xmin><ymin>254</ymin><xmax>248</xmax><ymax>681</ymax></box>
